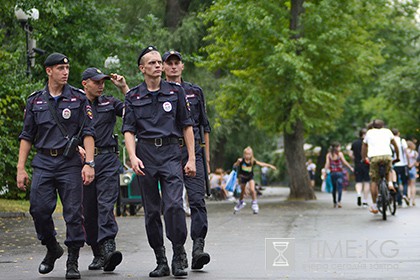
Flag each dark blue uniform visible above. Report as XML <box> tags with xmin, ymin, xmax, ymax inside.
<box><xmin>122</xmin><ymin>80</ymin><xmax>193</xmax><ymax>249</ymax></box>
<box><xmin>83</xmin><ymin>95</ymin><xmax>123</xmax><ymax>247</ymax></box>
<box><xmin>181</xmin><ymin>82</ymin><xmax>211</xmax><ymax>241</ymax></box>
<box><xmin>19</xmin><ymin>84</ymin><xmax>95</xmax><ymax>247</ymax></box>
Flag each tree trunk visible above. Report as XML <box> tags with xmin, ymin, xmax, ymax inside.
<box><xmin>284</xmin><ymin>120</ymin><xmax>316</xmax><ymax>200</ymax></box>
<box><xmin>164</xmin><ymin>0</ymin><xmax>191</xmax><ymax>29</ymax></box>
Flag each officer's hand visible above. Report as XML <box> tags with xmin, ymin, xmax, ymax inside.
<box><xmin>17</xmin><ymin>168</ymin><xmax>29</xmax><ymax>191</ymax></box>
<box><xmin>82</xmin><ymin>165</ymin><xmax>95</xmax><ymax>185</ymax></box>
<box><xmin>132</xmin><ymin>157</ymin><xmax>145</xmax><ymax>176</ymax></box>
<box><xmin>110</xmin><ymin>74</ymin><xmax>127</xmax><ymax>89</ymax></box>
<box><xmin>184</xmin><ymin>160</ymin><xmax>196</xmax><ymax>177</ymax></box>
<box><xmin>78</xmin><ymin>146</ymin><xmax>86</xmax><ymax>161</ymax></box>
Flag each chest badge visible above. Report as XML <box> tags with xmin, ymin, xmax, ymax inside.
<box><xmin>163</xmin><ymin>101</ymin><xmax>172</xmax><ymax>112</ymax></box>
<box><xmin>62</xmin><ymin>108</ymin><xmax>71</xmax><ymax>119</ymax></box>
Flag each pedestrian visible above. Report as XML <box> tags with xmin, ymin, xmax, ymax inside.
<box><xmin>306</xmin><ymin>158</ymin><xmax>316</xmax><ymax>188</ymax></box>
<box><xmin>233</xmin><ymin>146</ymin><xmax>277</xmax><ymax>214</ymax></box>
<box><xmin>261</xmin><ymin>166</ymin><xmax>269</xmax><ymax>186</ymax></box>
<box><xmin>162</xmin><ymin>50</ymin><xmax>211</xmax><ymax>270</ymax></box>
<box><xmin>81</xmin><ymin>67</ymin><xmax>129</xmax><ymax>272</ymax></box>
<box><xmin>392</xmin><ymin>128</ymin><xmax>410</xmax><ymax>206</ymax></box>
<box><xmin>16</xmin><ymin>52</ymin><xmax>96</xmax><ymax>279</ymax></box>
<box><xmin>324</xmin><ymin>142</ymin><xmax>354</xmax><ymax>208</ymax></box>
<box><xmin>350</xmin><ymin>128</ymin><xmax>371</xmax><ymax>207</ymax></box>
<box><xmin>122</xmin><ymin>46</ymin><xmax>196</xmax><ymax>277</ymax></box>
<box><xmin>407</xmin><ymin>140</ymin><xmax>417</xmax><ymax>206</ymax></box>
<box><xmin>362</xmin><ymin>119</ymin><xmax>399</xmax><ymax>214</ymax></box>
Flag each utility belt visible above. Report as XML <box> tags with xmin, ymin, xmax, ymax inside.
<box><xmin>94</xmin><ymin>146</ymin><xmax>118</xmax><ymax>156</ymax></box>
<box><xmin>139</xmin><ymin>137</ymin><xmax>184</xmax><ymax>147</ymax></box>
<box><xmin>38</xmin><ymin>147</ymin><xmax>66</xmax><ymax>157</ymax></box>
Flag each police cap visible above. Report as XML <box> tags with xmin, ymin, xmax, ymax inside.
<box><xmin>82</xmin><ymin>67</ymin><xmax>110</xmax><ymax>81</ymax></box>
<box><xmin>44</xmin><ymin>52</ymin><xmax>69</xmax><ymax>67</ymax></box>
<box><xmin>162</xmin><ymin>50</ymin><xmax>182</xmax><ymax>62</ymax></box>
<box><xmin>137</xmin><ymin>45</ymin><xmax>158</xmax><ymax>66</ymax></box>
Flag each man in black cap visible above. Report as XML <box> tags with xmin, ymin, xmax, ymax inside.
<box><xmin>81</xmin><ymin>67</ymin><xmax>129</xmax><ymax>272</ymax></box>
<box><xmin>122</xmin><ymin>46</ymin><xmax>196</xmax><ymax>277</ymax></box>
<box><xmin>17</xmin><ymin>52</ymin><xmax>96</xmax><ymax>279</ymax></box>
<box><xmin>162</xmin><ymin>50</ymin><xmax>211</xmax><ymax>270</ymax></box>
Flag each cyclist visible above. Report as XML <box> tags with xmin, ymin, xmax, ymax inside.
<box><xmin>361</xmin><ymin>119</ymin><xmax>399</xmax><ymax>214</ymax></box>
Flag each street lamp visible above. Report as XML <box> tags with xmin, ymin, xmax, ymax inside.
<box><xmin>15</xmin><ymin>7</ymin><xmax>45</xmax><ymax>77</ymax></box>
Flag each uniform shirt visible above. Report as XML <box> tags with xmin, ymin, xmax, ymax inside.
<box><xmin>181</xmin><ymin>82</ymin><xmax>211</xmax><ymax>140</ymax></box>
<box><xmin>363</xmin><ymin>128</ymin><xmax>394</xmax><ymax>158</ymax></box>
<box><xmin>122</xmin><ymin>80</ymin><xmax>193</xmax><ymax>138</ymax></box>
<box><xmin>90</xmin><ymin>95</ymin><xmax>123</xmax><ymax>148</ymax></box>
<box><xmin>19</xmin><ymin>84</ymin><xmax>95</xmax><ymax>150</ymax></box>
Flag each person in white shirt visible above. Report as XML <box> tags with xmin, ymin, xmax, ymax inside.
<box><xmin>392</xmin><ymin>128</ymin><xmax>410</xmax><ymax>206</ymax></box>
<box><xmin>362</xmin><ymin>120</ymin><xmax>399</xmax><ymax>214</ymax></box>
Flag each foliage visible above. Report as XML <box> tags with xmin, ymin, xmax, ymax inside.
<box><xmin>201</xmin><ymin>0</ymin><xmax>389</xmax><ymax>135</ymax></box>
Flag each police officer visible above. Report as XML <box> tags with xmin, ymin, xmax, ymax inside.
<box><xmin>162</xmin><ymin>50</ymin><xmax>211</xmax><ymax>270</ymax></box>
<box><xmin>122</xmin><ymin>46</ymin><xmax>196</xmax><ymax>277</ymax></box>
<box><xmin>16</xmin><ymin>53</ymin><xmax>95</xmax><ymax>279</ymax></box>
<box><xmin>81</xmin><ymin>67</ymin><xmax>129</xmax><ymax>272</ymax></box>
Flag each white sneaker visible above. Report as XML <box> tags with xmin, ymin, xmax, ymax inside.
<box><xmin>234</xmin><ymin>201</ymin><xmax>246</xmax><ymax>213</ymax></box>
<box><xmin>251</xmin><ymin>202</ymin><xmax>259</xmax><ymax>214</ymax></box>
<box><xmin>227</xmin><ymin>196</ymin><xmax>236</xmax><ymax>203</ymax></box>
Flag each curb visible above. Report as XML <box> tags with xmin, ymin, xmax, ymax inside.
<box><xmin>0</xmin><ymin>212</ymin><xmax>27</xmax><ymax>218</ymax></box>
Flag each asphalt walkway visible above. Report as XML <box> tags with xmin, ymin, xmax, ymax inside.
<box><xmin>1</xmin><ymin>187</ymin><xmax>419</xmax><ymax>279</ymax></box>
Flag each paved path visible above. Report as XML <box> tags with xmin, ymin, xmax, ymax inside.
<box><xmin>1</xmin><ymin>187</ymin><xmax>419</xmax><ymax>279</ymax></box>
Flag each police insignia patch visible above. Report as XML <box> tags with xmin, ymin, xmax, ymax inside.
<box><xmin>62</xmin><ymin>108</ymin><xmax>71</xmax><ymax>119</ymax></box>
<box><xmin>86</xmin><ymin>105</ymin><xmax>93</xmax><ymax>119</ymax></box>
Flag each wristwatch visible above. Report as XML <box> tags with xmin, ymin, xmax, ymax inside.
<box><xmin>84</xmin><ymin>160</ymin><xmax>95</xmax><ymax>168</ymax></box>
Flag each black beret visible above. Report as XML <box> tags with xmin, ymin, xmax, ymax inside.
<box><xmin>44</xmin><ymin>52</ymin><xmax>69</xmax><ymax>67</ymax></box>
<box><xmin>137</xmin><ymin>45</ymin><xmax>158</xmax><ymax>66</ymax></box>
<box><xmin>162</xmin><ymin>50</ymin><xmax>182</xmax><ymax>62</ymax></box>
<box><xmin>82</xmin><ymin>67</ymin><xmax>110</xmax><ymax>81</ymax></box>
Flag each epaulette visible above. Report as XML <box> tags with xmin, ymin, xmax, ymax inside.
<box><xmin>70</xmin><ymin>85</ymin><xmax>85</xmax><ymax>95</ymax></box>
<box><xmin>29</xmin><ymin>90</ymin><xmax>43</xmax><ymax>97</ymax></box>
<box><xmin>127</xmin><ymin>84</ymin><xmax>141</xmax><ymax>95</ymax></box>
<box><xmin>167</xmin><ymin>81</ymin><xmax>182</xmax><ymax>87</ymax></box>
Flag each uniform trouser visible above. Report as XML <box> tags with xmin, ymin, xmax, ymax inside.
<box><xmin>182</xmin><ymin>143</ymin><xmax>208</xmax><ymax>240</ymax></box>
<box><xmin>83</xmin><ymin>153</ymin><xmax>120</xmax><ymax>246</ymax></box>
<box><xmin>30</xmin><ymin>153</ymin><xmax>85</xmax><ymax>247</ymax></box>
<box><xmin>137</xmin><ymin>143</ymin><xmax>187</xmax><ymax>250</ymax></box>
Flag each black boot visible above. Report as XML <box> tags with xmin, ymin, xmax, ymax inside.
<box><xmin>191</xmin><ymin>238</ymin><xmax>210</xmax><ymax>269</ymax></box>
<box><xmin>149</xmin><ymin>246</ymin><xmax>170</xmax><ymax>277</ymax></box>
<box><xmin>88</xmin><ymin>244</ymin><xmax>103</xmax><ymax>270</ymax></box>
<box><xmin>102</xmin><ymin>239</ymin><xmax>122</xmax><ymax>272</ymax></box>
<box><xmin>66</xmin><ymin>246</ymin><xmax>80</xmax><ymax>279</ymax></box>
<box><xmin>38</xmin><ymin>238</ymin><xmax>64</xmax><ymax>274</ymax></box>
<box><xmin>172</xmin><ymin>245</ymin><xmax>188</xmax><ymax>277</ymax></box>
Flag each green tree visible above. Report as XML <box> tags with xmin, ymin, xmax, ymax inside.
<box><xmin>200</xmin><ymin>0</ymin><xmax>396</xmax><ymax>199</ymax></box>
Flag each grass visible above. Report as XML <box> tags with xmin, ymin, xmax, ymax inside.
<box><xmin>0</xmin><ymin>198</ymin><xmax>63</xmax><ymax>213</ymax></box>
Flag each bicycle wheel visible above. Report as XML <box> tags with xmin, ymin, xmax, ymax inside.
<box><xmin>378</xmin><ymin>180</ymin><xmax>388</xmax><ymax>220</ymax></box>
<box><xmin>388</xmin><ymin>191</ymin><xmax>397</xmax><ymax>215</ymax></box>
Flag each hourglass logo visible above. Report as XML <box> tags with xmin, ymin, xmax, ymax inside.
<box><xmin>265</xmin><ymin>238</ymin><xmax>295</xmax><ymax>270</ymax></box>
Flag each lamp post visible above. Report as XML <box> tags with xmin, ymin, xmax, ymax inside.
<box><xmin>15</xmin><ymin>7</ymin><xmax>43</xmax><ymax>77</ymax></box>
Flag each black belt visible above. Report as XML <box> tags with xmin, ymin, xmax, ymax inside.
<box><xmin>38</xmin><ymin>147</ymin><xmax>66</xmax><ymax>157</ymax></box>
<box><xmin>139</xmin><ymin>137</ymin><xmax>184</xmax><ymax>147</ymax></box>
<box><xmin>94</xmin><ymin>146</ymin><xmax>118</xmax><ymax>156</ymax></box>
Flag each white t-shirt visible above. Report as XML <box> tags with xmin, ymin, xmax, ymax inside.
<box><xmin>363</xmin><ymin>128</ymin><xmax>394</xmax><ymax>158</ymax></box>
<box><xmin>393</xmin><ymin>136</ymin><xmax>408</xmax><ymax>166</ymax></box>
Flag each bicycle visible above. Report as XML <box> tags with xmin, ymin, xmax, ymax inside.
<box><xmin>376</xmin><ymin>162</ymin><xmax>397</xmax><ymax>220</ymax></box>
